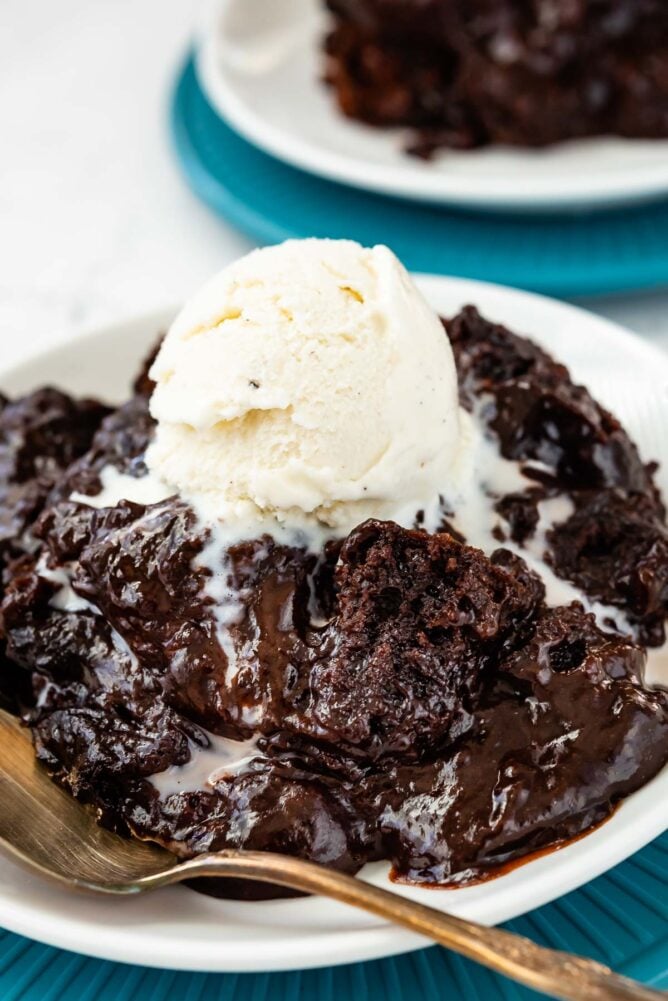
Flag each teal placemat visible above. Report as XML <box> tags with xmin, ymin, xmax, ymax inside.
<box><xmin>1</xmin><ymin>832</ymin><xmax>666</xmax><ymax>999</ymax></box>
<box><xmin>170</xmin><ymin>56</ymin><xmax>668</xmax><ymax>299</ymax></box>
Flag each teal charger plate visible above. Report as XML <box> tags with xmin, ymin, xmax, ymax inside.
<box><xmin>170</xmin><ymin>56</ymin><xmax>668</xmax><ymax>299</ymax></box>
<box><xmin>1</xmin><ymin>832</ymin><xmax>666</xmax><ymax>999</ymax></box>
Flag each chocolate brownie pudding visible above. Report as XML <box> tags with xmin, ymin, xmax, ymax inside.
<box><xmin>323</xmin><ymin>0</ymin><xmax>668</xmax><ymax>155</ymax></box>
<box><xmin>0</xmin><ymin>241</ymin><xmax>666</xmax><ymax>891</ymax></box>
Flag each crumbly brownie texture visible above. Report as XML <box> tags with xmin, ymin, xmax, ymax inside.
<box><xmin>0</xmin><ymin>389</ymin><xmax>110</xmax><ymax>709</ymax></box>
<box><xmin>323</xmin><ymin>0</ymin><xmax>668</xmax><ymax>154</ymax></box>
<box><xmin>447</xmin><ymin>306</ymin><xmax>668</xmax><ymax>645</ymax></box>
<box><xmin>0</xmin><ymin>310</ymin><xmax>667</xmax><ymax>889</ymax></box>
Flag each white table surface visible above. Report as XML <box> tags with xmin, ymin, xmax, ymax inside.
<box><xmin>1</xmin><ymin>0</ymin><xmax>668</xmax><ymax>370</ymax></box>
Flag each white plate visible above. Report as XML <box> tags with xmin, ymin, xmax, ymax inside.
<box><xmin>195</xmin><ymin>0</ymin><xmax>668</xmax><ymax>213</ymax></box>
<box><xmin>0</xmin><ymin>277</ymin><xmax>667</xmax><ymax>972</ymax></box>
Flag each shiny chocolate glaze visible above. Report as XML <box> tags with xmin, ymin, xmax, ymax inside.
<box><xmin>0</xmin><ymin>308</ymin><xmax>666</xmax><ymax>890</ymax></box>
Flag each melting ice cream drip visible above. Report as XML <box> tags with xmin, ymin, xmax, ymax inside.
<box><xmin>150</xmin><ymin>731</ymin><xmax>261</xmax><ymax>798</ymax></box>
<box><xmin>35</xmin><ymin>554</ymin><xmax>142</xmax><ymax>689</ymax></box>
<box><xmin>440</xmin><ymin>407</ymin><xmax>634</xmax><ymax>635</ymax></box>
<box><xmin>70</xmin><ymin>465</ymin><xmax>173</xmax><ymax>509</ymax></box>
<box><xmin>37</xmin><ymin>559</ymin><xmax>98</xmax><ymax>614</ymax></box>
<box><xmin>195</xmin><ymin>536</ymin><xmax>248</xmax><ymax>688</ymax></box>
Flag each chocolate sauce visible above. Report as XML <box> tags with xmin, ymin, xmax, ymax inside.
<box><xmin>0</xmin><ymin>308</ymin><xmax>666</xmax><ymax>891</ymax></box>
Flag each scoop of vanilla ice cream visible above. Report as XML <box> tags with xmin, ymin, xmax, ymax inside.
<box><xmin>147</xmin><ymin>239</ymin><xmax>461</xmax><ymax>532</ymax></box>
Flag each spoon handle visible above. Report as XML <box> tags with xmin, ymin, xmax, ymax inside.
<box><xmin>146</xmin><ymin>851</ymin><xmax>662</xmax><ymax>1001</ymax></box>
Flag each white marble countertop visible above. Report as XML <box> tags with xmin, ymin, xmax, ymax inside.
<box><xmin>1</xmin><ymin>0</ymin><xmax>668</xmax><ymax>371</ymax></box>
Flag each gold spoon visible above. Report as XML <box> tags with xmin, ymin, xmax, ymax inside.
<box><xmin>0</xmin><ymin>710</ymin><xmax>662</xmax><ymax>1001</ymax></box>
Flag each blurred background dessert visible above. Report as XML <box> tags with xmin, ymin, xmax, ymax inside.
<box><xmin>323</xmin><ymin>0</ymin><xmax>668</xmax><ymax>156</ymax></box>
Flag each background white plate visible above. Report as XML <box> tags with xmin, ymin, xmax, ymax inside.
<box><xmin>195</xmin><ymin>0</ymin><xmax>668</xmax><ymax>213</ymax></box>
<box><xmin>0</xmin><ymin>276</ymin><xmax>667</xmax><ymax>971</ymax></box>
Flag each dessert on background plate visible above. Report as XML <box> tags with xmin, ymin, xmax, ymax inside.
<box><xmin>0</xmin><ymin>239</ymin><xmax>666</xmax><ymax>896</ymax></box>
<box><xmin>196</xmin><ymin>0</ymin><xmax>668</xmax><ymax>212</ymax></box>
<box><xmin>323</xmin><ymin>0</ymin><xmax>668</xmax><ymax>156</ymax></box>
